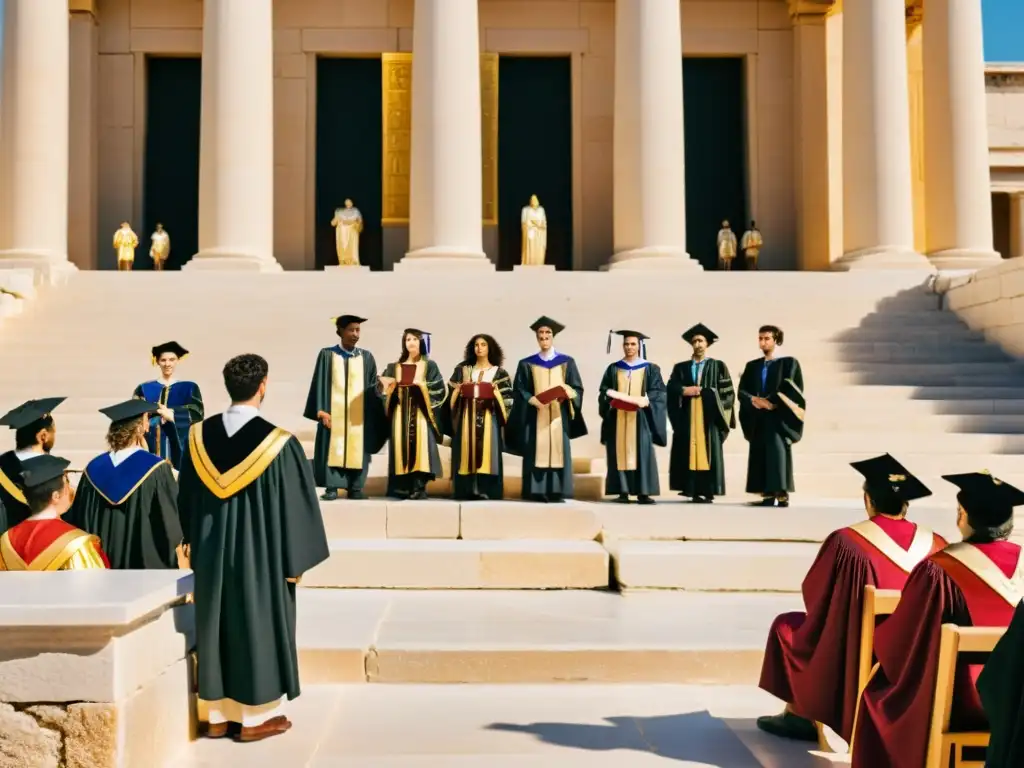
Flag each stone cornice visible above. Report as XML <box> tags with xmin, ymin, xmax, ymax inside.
<box><xmin>788</xmin><ymin>0</ymin><xmax>835</xmax><ymax>22</ymax></box>
<box><xmin>68</xmin><ymin>0</ymin><xmax>96</xmax><ymax>16</ymax></box>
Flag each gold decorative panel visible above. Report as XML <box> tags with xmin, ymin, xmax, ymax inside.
<box><xmin>381</xmin><ymin>53</ymin><xmax>500</xmax><ymax>226</ymax></box>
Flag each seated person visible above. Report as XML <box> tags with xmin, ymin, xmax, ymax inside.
<box><xmin>757</xmin><ymin>454</ymin><xmax>945</xmax><ymax>744</ymax></box>
<box><xmin>851</xmin><ymin>471</ymin><xmax>1024</xmax><ymax>768</ymax></box>
<box><xmin>978</xmin><ymin>599</ymin><xmax>1024</xmax><ymax>768</ymax></box>
<box><xmin>0</xmin><ymin>454</ymin><xmax>109</xmax><ymax>570</ymax></box>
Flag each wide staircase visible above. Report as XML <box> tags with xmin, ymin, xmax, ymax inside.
<box><xmin>3</xmin><ymin>268</ymin><xmax>1023</xmax><ymax>691</ymax></box>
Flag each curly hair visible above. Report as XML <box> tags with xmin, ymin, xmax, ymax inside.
<box><xmin>398</xmin><ymin>331</ymin><xmax>426</xmax><ymax>363</ymax></box>
<box><xmin>461</xmin><ymin>334</ymin><xmax>504</xmax><ymax>367</ymax></box>
<box><xmin>758</xmin><ymin>324</ymin><xmax>784</xmax><ymax>345</ymax></box>
<box><xmin>106</xmin><ymin>416</ymin><xmax>145</xmax><ymax>451</ymax></box>
<box><xmin>223</xmin><ymin>354</ymin><xmax>269</xmax><ymax>401</ymax></box>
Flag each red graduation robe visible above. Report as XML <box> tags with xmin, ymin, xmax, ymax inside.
<box><xmin>0</xmin><ymin>518</ymin><xmax>110</xmax><ymax>570</ymax></box>
<box><xmin>851</xmin><ymin>540</ymin><xmax>1024</xmax><ymax>768</ymax></box>
<box><xmin>759</xmin><ymin>515</ymin><xmax>945</xmax><ymax>741</ymax></box>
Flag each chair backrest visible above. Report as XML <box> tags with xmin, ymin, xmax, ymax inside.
<box><xmin>858</xmin><ymin>585</ymin><xmax>902</xmax><ymax>694</ymax></box>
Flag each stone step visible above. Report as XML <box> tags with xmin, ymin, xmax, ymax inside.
<box><xmin>295</xmin><ymin>589</ymin><xmax>801</xmax><ymax>684</ymax></box>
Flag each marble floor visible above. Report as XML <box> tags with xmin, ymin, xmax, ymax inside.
<box><xmin>171</xmin><ymin>684</ymin><xmax>850</xmax><ymax>767</ymax></box>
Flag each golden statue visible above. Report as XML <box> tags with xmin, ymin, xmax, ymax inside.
<box><xmin>331</xmin><ymin>199</ymin><xmax>363</xmax><ymax>266</ymax></box>
<box><xmin>520</xmin><ymin>194</ymin><xmax>548</xmax><ymax>266</ymax></box>
<box><xmin>741</xmin><ymin>221</ymin><xmax>763</xmax><ymax>270</ymax></box>
<box><xmin>113</xmin><ymin>221</ymin><xmax>139</xmax><ymax>272</ymax></box>
<box><xmin>149</xmin><ymin>223</ymin><xmax>171</xmax><ymax>271</ymax></box>
<box><xmin>717</xmin><ymin>220</ymin><xmax>737</xmax><ymax>271</ymax></box>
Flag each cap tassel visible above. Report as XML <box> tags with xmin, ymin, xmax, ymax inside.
<box><xmin>423</xmin><ymin>333</ymin><xmax>431</xmax><ymax>357</ymax></box>
<box><xmin>640</xmin><ymin>339</ymin><xmax>647</xmax><ymax>360</ymax></box>
<box><xmin>606</xmin><ymin>331</ymin><xmax>613</xmax><ymax>355</ymax></box>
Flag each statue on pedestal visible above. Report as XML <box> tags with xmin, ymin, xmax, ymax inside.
<box><xmin>113</xmin><ymin>222</ymin><xmax>139</xmax><ymax>272</ymax></box>
<box><xmin>520</xmin><ymin>195</ymin><xmax>547</xmax><ymax>266</ymax></box>
<box><xmin>331</xmin><ymin>199</ymin><xmax>363</xmax><ymax>266</ymax></box>
<box><xmin>717</xmin><ymin>220</ymin><xmax>737</xmax><ymax>271</ymax></box>
<box><xmin>150</xmin><ymin>223</ymin><xmax>171</xmax><ymax>271</ymax></box>
<box><xmin>741</xmin><ymin>221</ymin><xmax>763</xmax><ymax>271</ymax></box>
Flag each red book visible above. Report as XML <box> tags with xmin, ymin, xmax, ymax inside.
<box><xmin>398</xmin><ymin>364</ymin><xmax>417</xmax><ymax>386</ymax></box>
<box><xmin>460</xmin><ymin>382</ymin><xmax>494</xmax><ymax>400</ymax></box>
<box><xmin>536</xmin><ymin>387</ymin><xmax>567</xmax><ymax>405</ymax></box>
<box><xmin>611</xmin><ymin>399</ymin><xmax>639</xmax><ymax>412</ymax></box>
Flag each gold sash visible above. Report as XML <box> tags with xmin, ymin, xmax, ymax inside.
<box><xmin>532</xmin><ymin>363</ymin><xmax>567</xmax><ymax>470</ymax></box>
<box><xmin>0</xmin><ymin>467</ymin><xmax>26</xmax><ymax>505</ymax></box>
<box><xmin>941</xmin><ymin>542</ymin><xmax>1024</xmax><ymax>607</ymax></box>
<box><xmin>614</xmin><ymin>366</ymin><xmax>645</xmax><ymax>472</ymax></box>
<box><xmin>456</xmin><ymin>366</ymin><xmax>496</xmax><ymax>476</ymax></box>
<box><xmin>387</xmin><ymin>360</ymin><xmax>434</xmax><ymax>475</ymax></box>
<box><xmin>188</xmin><ymin>425</ymin><xmax>292</xmax><ymax>499</ymax></box>
<box><xmin>847</xmin><ymin>520</ymin><xmax>935</xmax><ymax>573</ymax></box>
<box><xmin>329</xmin><ymin>353</ymin><xmax>366</xmax><ymax>470</ymax></box>
<box><xmin>0</xmin><ymin>529</ymin><xmax>101</xmax><ymax>571</ymax></box>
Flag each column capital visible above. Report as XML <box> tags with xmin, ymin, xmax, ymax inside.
<box><xmin>68</xmin><ymin>0</ymin><xmax>97</xmax><ymax>17</ymax></box>
<box><xmin>788</xmin><ymin>0</ymin><xmax>834</xmax><ymax>24</ymax></box>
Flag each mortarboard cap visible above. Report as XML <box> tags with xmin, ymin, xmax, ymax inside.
<box><xmin>404</xmin><ymin>328</ymin><xmax>432</xmax><ymax>356</ymax></box>
<box><xmin>333</xmin><ymin>315</ymin><xmax>368</xmax><ymax>329</ymax></box>
<box><xmin>0</xmin><ymin>398</ymin><xmax>66</xmax><ymax>430</ymax></box>
<box><xmin>19</xmin><ymin>454</ymin><xmax>71</xmax><ymax>489</ymax></box>
<box><xmin>942</xmin><ymin>471</ymin><xmax>1024</xmax><ymax>527</ymax></box>
<box><xmin>606</xmin><ymin>330</ymin><xmax>650</xmax><ymax>358</ymax></box>
<box><xmin>530</xmin><ymin>316</ymin><xmax>565</xmax><ymax>336</ymax></box>
<box><xmin>151</xmin><ymin>341</ymin><xmax>189</xmax><ymax>362</ymax></box>
<box><xmin>682</xmin><ymin>323</ymin><xmax>719</xmax><ymax>346</ymax></box>
<box><xmin>99</xmin><ymin>399</ymin><xmax>159</xmax><ymax>425</ymax></box>
<box><xmin>850</xmin><ymin>453</ymin><xmax>932</xmax><ymax>503</ymax></box>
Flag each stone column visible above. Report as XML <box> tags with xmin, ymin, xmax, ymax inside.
<box><xmin>833</xmin><ymin>0</ymin><xmax>932</xmax><ymax>270</ymax></box>
<box><xmin>188</xmin><ymin>0</ymin><xmax>280</xmax><ymax>271</ymax></box>
<box><xmin>69</xmin><ymin>2</ymin><xmax>99</xmax><ymax>271</ymax></box>
<box><xmin>402</xmin><ymin>0</ymin><xmax>488</xmax><ymax>267</ymax></box>
<box><xmin>608</xmin><ymin>0</ymin><xmax>697</xmax><ymax>270</ymax></box>
<box><xmin>1011</xmin><ymin>193</ymin><xmax>1024</xmax><ymax>260</ymax></box>
<box><xmin>0</xmin><ymin>0</ymin><xmax>75</xmax><ymax>282</ymax></box>
<box><xmin>923</xmin><ymin>0</ymin><xmax>1001</xmax><ymax>270</ymax></box>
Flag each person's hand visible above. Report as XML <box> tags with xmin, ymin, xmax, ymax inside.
<box><xmin>684</xmin><ymin>386</ymin><xmax>701</xmax><ymax>397</ymax></box>
<box><xmin>158</xmin><ymin>406</ymin><xmax>174</xmax><ymax>422</ymax></box>
<box><xmin>762</xmin><ymin>401</ymin><xmax>776</xmax><ymax>411</ymax></box>
<box><xmin>286</xmin><ymin>576</ymin><xmax>302</xmax><ymax>585</ymax></box>
<box><xmin>378</xmin><ymin>375</ymin><xmax>396</xmax><ymax>393</ymax></box>
<box><xmin>637</xmin><ymin>396</ymin><xmax>651</xmax><ymax>409</ymax></box>
<box><xmin>529</xmin><ymin>396</ymin><xmax>542</xmax><ymax>409</ymax></box>
<box><xmin>317</xmin><ymin>411</ymin><xmax>332</xmax><ymax>429</ymax></box>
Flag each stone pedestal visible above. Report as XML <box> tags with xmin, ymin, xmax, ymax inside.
<box><xmin>0</xmin><ymin>571</ymin><xmax>195</xmax><ymax>768</ymax></box>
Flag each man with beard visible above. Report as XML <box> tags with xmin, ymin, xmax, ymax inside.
<box><xmin>0</xmin><ymin>398</ymin><xmax>64</xmax><ymax>531</ymax></box>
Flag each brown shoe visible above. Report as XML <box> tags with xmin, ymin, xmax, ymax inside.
<box><xmin>234</xmin><ymin>715</ymin><xmax>292</xmax><ymax>743</ymax></box>
<box><xmin>202</xmin><ymin>721</ymin><xmax>230</xmax><ymax>739</ymax></box>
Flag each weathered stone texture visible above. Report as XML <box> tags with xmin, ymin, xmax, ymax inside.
<box><xmin>0</xmin><ymin>702</ymin><xmax>115</xmax><ymax>768</ymax></box>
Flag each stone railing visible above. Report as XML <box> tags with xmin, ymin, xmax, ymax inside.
<box><xmin>942</xmin><ymin>258</ymin><xmax>1024</xmax><ymax>355</ymax></box>
<box><xmin>0</xmin><ymin>570</ymin><xmax>195</xmax><ymax>767</ymax></box>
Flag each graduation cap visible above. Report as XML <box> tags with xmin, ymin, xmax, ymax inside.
<box><xmin>606</xmin><ymin>330</ymin><xmax>649</xmax><ymax>359</ymax></box>
<box><xmin>332</xmin><ymin>315</ymin><xmax>367</xmax><ymax>329</ymax></box>
<box><xmin>682</xmin><ymin>323</ymin><xmax>719</xmax><ymax>346</ymax></box>
<box><xmin>151</xmin><ymin>341</ymin><xmax>188</xmax><ymax>364</ymax></box>
<box><xmin>19</xmin><ymin>454</ymin><xmax>71</xmax><ymax>489</ymax></box>
<box><xmin>404</xmin><ymin>328</ymin><xmax>432</xmax><ymax>356</ymax></box>
<box><xmin>530</xmin><ymin>316</ymin><xmax>565</xmax><ymax>336</ymax></box>
<box><xmin>0</xmin><ymin>398</ymin><xmax>66</xmax><ymax>430</ymax></box>
<box><xmin>850</xmin><ymin>453</ymin><xmax>932</xmax><ymax>503</ymax></box>
<box><xmin>943</xmin><ymin>471</ymin><xmax>1024</xmax><ymax>527</ymax></box>
<box><xmin>99</xmin><ymin>399</ymin><xmax>159</xmax><ymax>425</ymax></box>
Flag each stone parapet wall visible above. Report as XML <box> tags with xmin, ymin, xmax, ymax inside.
<box><xmin>944</xmin><ymin>257</ymin><xmax>1024</xmax><ymax>355</ymax></box>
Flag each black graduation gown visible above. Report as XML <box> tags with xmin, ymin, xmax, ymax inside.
<box><xmin>133</xmin><ymin>380</ymin><xmax>205</xmax><ymax>469</ymax></box>
<box><xmin>381</xmin><ymin>358</ymin><xmax>447</xmax><ymax>494</ymax></box>
<box><xmin>66</xmin><ymin>450</ymin><xmax>181</xmax><ymax>569</ymax></box>
<box><xmin>303</xmin><ymin>346</ymin><xmax>388</xmax><ymax>490</ymax></box>
<box><xmin>445</xmin><ymin>364</ymin><xmax>515</xmax><ymax>500</ymax></box>
<box><xmin>597</xmin><ymin>361</ymin><xmax>667</xmax><ymax>496</ymax></box>
<box><xmin>507</xmin><ymin>353</ymin><xmax>587</xmax><ymax>500</ymax></box>
<box><xmin>667</xmin><ymin>358</ymin><xmax>736</xmax><ymax>498</ymax></box>
<box><xmin>0</xmin><ymin>451</ymin><xmax>42</xmax><ymax>533</ymax></box>
<box><xmin>738</xmin><ymin>356</ymin><xmax>805</xmax><ymax>495</ymax></box>
<box><xmin>978</xmin><ymin>600</ymin><xmax>1024</xmax><ymax>768</ymax></box>
<box><xmin>178</xmin><ymin>415</ymin><xmax>330</xmax><ymax>707</ymax></box>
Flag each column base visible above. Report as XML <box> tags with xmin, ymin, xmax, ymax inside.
<box><xmin>512</xmin><ymin>264</ymin><xmax>556</xmax><ymax>273</ymax></box>
<box><xmin>184</xmin><ymin>251</ymin><xmax>283</xmax><ymax>272</ymax></box>
<box><xmin>0</xmin><ymin>251</ymin><xmax>78</xmax><ymax>285</ymax></box>
<box><xmin>831</xmin><ymin>246</ymin><xmax>935</xmax><ymax>272</ymax></box>
<box><xmin>926</xmin><ymin>248</ymin><xmax>1003</xmax><ymax>273</ymax></box>
<box><xmin>398</xmin><ymin>247</ymin><xmax>494</xmax><ymax>271</ymax></box>
<box><xmin>324</xmin><ymin>265</ymin><xmax>371</xmax><ymax>273</ymax></box>
<box><xmin>603</xmin><ymin>248</ymin><xmax>703</xmax><ymax>271</ymax></box>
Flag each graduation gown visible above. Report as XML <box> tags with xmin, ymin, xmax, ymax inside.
<box><xmin>977</xmin><ymin>600</ymin><xmax>1024</xmax><ymax>768</ymax></box>
<box><xmin>303</xmin><ymin>346</ymin><xmax>388</xmax><ymax>490</ymax></box>
<box><xmin>738</xmin><ymin>356</ymin><xmax>805</xmax><ymax>495</ymax></box>
<box><xmin>446</xmin><ymin>364</ymin><xmax>514</xmax><ymax>500</ymax></box>
<box><xmin>759</xmin><ymin>516</ymin><xmax>945</xmax><ymax>742</ymax></box>
<box><xmin>0</xmin><ymin>450</ymin><xmax>38</xmax><ymax>532</ymax></box>
<box><xmin>178</xmin><ymin>415</ymin><xmax>329</xmax><ymax>707</ymax></box>
<box><xmin>381</xmin><ymin>358</ymin><xmax>446</xmax><ymax>492</ymax></box>
<box><xmin>667</xmin><ymin>358</ymin><xmax>735</xmax><ymax>497</ymax></box>
<box><xmin>852</xmin><ymin>540</ymin><xmax>1024</xmax><ymax>768</ymax></box>
<box><xmin>0</xmin><ymin>518</ymin><xmax>109</xmax><ymax>570</ymax></box>
<box><xmin>66</xmin><ymin>450</ymin><xmax>182</xmax><ymax>569</ymax></box>
<box><xmin>133</xmin><ymin>380</ymin><xmax>205</xmax><ymax>469</ymax></box>
<box><xmin>508</xmin><ymin>353</ymin><xmax>587</xmax><ymax>499</ymax></box>
<box><xmin>598</xmin><ymin>360</ymin><xmax>667</xmax><ymax>496</ymax></box>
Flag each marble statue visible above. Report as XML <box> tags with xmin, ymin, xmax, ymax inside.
<box><xmin>741</xmin><ymin>221</ymin><xmax>763</xmax><ymax>270</ymax></box>
<box><xmin>331</xmin><ymin>199</ymin><xmax>363</xmax><ymax>266</ymax></box>
<box><xmin>113</xmin><ymin>222</ymin><xmax>139</xmax><ymax>272</ymax></box>
<box><xmin>149</xmin><ymin>223</ymin><xmax>171</xmax><ymax>271</ymax></box>
<box><xmin>717</xmin><ymin>220</ymin><xmax>737</xmax><ymax>271</ymax></box>
<box><xmin>520</xmin><ymin>195</ymin><xmax>548</xmax><ymax>266</ymax></box>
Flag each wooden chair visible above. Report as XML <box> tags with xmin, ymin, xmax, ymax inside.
<box><xmin>817</xmin><ymin>585</ymin><xmax>902</xmax><ymax>753</ymax></box>
<box><xmin>923</xmin><ymin>624</ymin><xmax>1006</xmax><ymax>768</ymax></box>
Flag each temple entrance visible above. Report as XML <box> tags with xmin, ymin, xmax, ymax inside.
<box><xmin>315</xmin><ymin>58</ymin><xmax>383</xmax><ymax>270</ymax></box>
<box><xmin>143</xmin><ymin>57</ymin><xmax>201</xmax><ymax>270</ymax></box>
<box><xmin>497</xmin><ymin>56</ymin><xmax>573</xmax><ymax>270</ymax></box>
<box><xmin>683</xmin><ymin>57</ymin><xmax>748</xmax><ymax>270</ymax></box>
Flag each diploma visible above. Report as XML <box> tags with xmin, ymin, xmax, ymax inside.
<box><xmin>460</xmin><ymin>382</ymin><xmax>494</xmax><ymax>400</ymax></box>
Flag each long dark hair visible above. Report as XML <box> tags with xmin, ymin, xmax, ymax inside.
<box><xmin>399</xmin><ymin>330</ymin><xmax>426</xmax><ymax>363</ymax></box>
<box><xmin>461</xmin><ymin>334</ymin><xmax>504</xmax><ymax>367</ymax></box>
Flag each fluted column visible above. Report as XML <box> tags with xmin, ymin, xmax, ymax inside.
<box><xmin>0</xmin><ymin>0</ymin><xmax>75</xmax><ymax>282</ymax></box>
<box><xmin>833</xmin><ymin>0</ymin><xmax>932</xmax><ymax>271</ymax></box>
<box><xmin>923</xmin><ymin>0</ymin><xmax>1000</xmax><ymax>270</ymax></box>
<box><xmin>608</xmin><ymin>0</ymin><xmax>698</xmax><ymax>270</ymax></box>
<box><xmin>402</xmin><ymin>0</ymin><xmax>488</xmax><ymax>266</ymax></box>
<box><xmin>188</xmin><ymin>0</ymin><xmax>279</xmax><ymax>271</ymax></box>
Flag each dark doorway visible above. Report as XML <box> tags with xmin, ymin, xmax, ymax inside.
<box><xmin>143</xmin><ymin>57</ymin><xmax>201</xmax><ymax>270</ymax></box>
<box><xmin>683</xmin><ymin>58</ymin><xmax>748</xmax><ymax>270</ymax></box>
<box><xmin>993</xmin><ymin>193</ymin><xmax>1011</xmax><ymax>259</ymax></box>
<box><xmin>497</xmin><ymin>56</ymin><xmax>573</xmax><ymax>270</ymax></box>
<box><xmin>315</xmin><ymin>57</ymin><xmax>383</xmax><ymax>270</ymax></box>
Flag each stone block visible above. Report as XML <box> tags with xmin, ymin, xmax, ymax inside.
<box><xmin>320</xmin><ymin>501</ymin><xmax>388</xmax><ymax>538</ymax></box>
<box><xmin>459</xmin><ymin>501</ymin><xmax>601</xmax><ymax>540</ymax></box>
<box><xmin>386</xmin><ymin>500</ymin><xmax>460</xmax><ymax>538</ymax></box>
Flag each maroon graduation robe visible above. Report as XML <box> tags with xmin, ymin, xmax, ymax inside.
<box><xmin>851</xmin><ymin>540</ymin><xmax>1024</xmax><ymax>768</ymax></box>
<box><xmin>759</xmin><ymin>515</ymin><xmax>945</xmax><ymax>741</ymax></box>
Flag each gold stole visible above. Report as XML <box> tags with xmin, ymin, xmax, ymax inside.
<box><xmin>941</xmin><ymin>542</ymin><xmax>1024</xmax><ymax>607</ymax></box>
<box><xmin>389</xmin><ymin>360</ymin><xmax>433</xmax><ymax>475</ymax></box>
<box><xmin>0</xmin><ymin>467</ymin><xmax>26</xmax><ymax>505</ymax></box>
<box><xmin>689</xmin><ymin>364</ymin><xmax>710</xmax><ymax>471</ymax></box>
<box><xmin>847</xmin><ymin>520</ymin><xmax>936</xmax><ymax>573</ymax></box>
<box><xmin>154</xmin><ymin>385</ymin><xmax>170</xmax><ymax>460</ymax></box>
<box><xmin>532</xmin><ymin>363</ymin><xmax>567</xmax><ymax>470</ymax></box>
<box><xmin>188</xmin><ymin>425</ymin><xmax>292</xmax><ymax>499</ymax></box>
<box><xmin>329</xmin><ymin>352</ymin><xmax>366</xmax><ymax>470</ymax></box>
<box><xmin>0</xmin><ymin>529</ymin><xmax>105</xmax><ymax>571</ymax></box>
<box><xmin>614</xmin><ymin>366</ymin><xmax>646</xmax><ymax>472</ymax></box>
<box><xmin>455</xmin><ymin>366</ymin><xmax>496</xmax><ymax>476</ymax></box>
